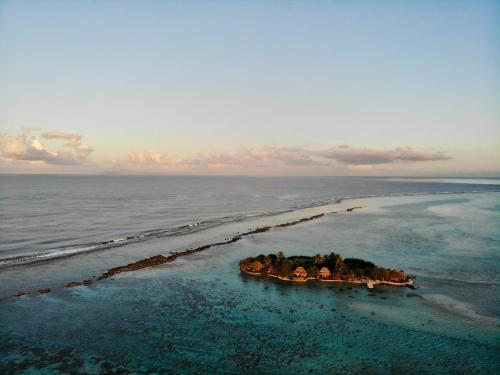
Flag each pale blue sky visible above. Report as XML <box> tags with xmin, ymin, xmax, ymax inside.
<box><xmin>0</xmin><ymin>0</ymin><xmax>499</xmax><ymax>175</ymax></box>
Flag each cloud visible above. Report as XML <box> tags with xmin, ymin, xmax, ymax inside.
<box><xmin>128</xmin><ymin>151</ymin><xmax>171</xmax><ymax>165</ymax></box>
<box><xmin>41</xmin><ymin>131</ymin><xmax>82</xmax><ymax>147</ymax></box>
<box><xmin>127</xmin><ymin>146</ymin><xmax>329</xmax><ymax>168</ymax></box>
<box><xmin>124</xmin><ymin>145</ymin><xmax>450</xmax><ymax>170</ymax></box>
<box><xmin>317</xmin><ymin>146</ymin><xmax>451</xmax><ymax>165</ymax></box>
<box><xmin>254</xmin><ymin>146</ymin><xmax>330</xmax><ymax>166</ymax></box>
<box><xmin>0</xmin><ymin>130</ymin><xmax>93</xmax><ymax>165</ymax></box>
<box><xmin>346</xmin><ymin>164</ymin><xmax>375</xmax><ymax>172</ymax></box>
<box><xmin>392</xmin><ymin>147</ymin><xmax>451</xmax><ymax>162</ymax></box>
<box><xmin>2</xmin><ymin>129</ymin><xmax>449</xmax><ymax>173</ymax></box>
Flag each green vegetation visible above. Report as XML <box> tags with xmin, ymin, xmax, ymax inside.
<box><xmin>239</xmin><ymin>251</ymin><xmax>409</xmax><ymax>283</ymax></box>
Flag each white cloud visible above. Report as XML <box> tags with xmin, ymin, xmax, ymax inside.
<box><xmin>317</xmin><ymin>145</ymin><xmax>451</xmax><ymax>165</ymax></box>
<box><xmin>41</xmin><ymin>131</ymin><xmax>82</xmax><ymax>147</ymax></box>
<box><xmin>124</xmin><ymin>145</ymin><xmax>449</xmax><ymax>170</ymax></box>
<box><xmin>127</xmin><ymin>146</ymin><xmax>329</xmax><ymax>168</ymax></box>
<box><xmin>0</xmin><ymin>129</ymin><xmax>451</xmax><ymax>174</ymax></box>
<box><xmin>0</xmin><ymin>130</ymin><xmax>93</xmax><ymax>165</ymax></box>
<box><xmin>128</xmin><ymin>151</ymin><xmax>172</xmax><ymax>165</ymax></box>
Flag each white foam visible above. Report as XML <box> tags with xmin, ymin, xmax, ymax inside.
<box><xmin>35</xmin><ymin>245</ymin><xmax>100</xmax><ymax>258</ymax></box>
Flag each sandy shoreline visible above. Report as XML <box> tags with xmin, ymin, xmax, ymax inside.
<box><xmin>242</xmin><ymin>270</ymin><xmax>416</xmax><ymax>289</ymax></box>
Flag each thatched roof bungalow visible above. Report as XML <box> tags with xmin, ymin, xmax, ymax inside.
<box><xmin>318</xmin><ymin>267</ymin><xmax>331</xmax><ymax>279</ymax></box>
<box><xmin>293</xmin><ymin>266</ymin><xmax>308</xmax><ymax>278</ymax></box>
<box><xmin>248</xmin><ymin>260</ymin><xmax>265</xmax><ymax>272</ymax></box>
<box><xmin>388</xmin><ymin>269</ymin><xmax>407</xmax><ymax>283</ymax></box>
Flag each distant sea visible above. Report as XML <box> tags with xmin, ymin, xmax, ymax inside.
<box><xmin>1</xmin><ymin>175</ymin><xmax>499</xmax><ymax>266</ymax></box>
<box><xmin>1</xmin><ymin>175</ymin><xmax>499</xmax><ymax>373</ymax></box>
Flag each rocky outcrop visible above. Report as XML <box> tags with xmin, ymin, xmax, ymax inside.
<box><xmin>346</xmin><ymin>206</ymin><xmax>363</xmax><ymax>212</ymax></box>
<box><xmin>98</xmin><ymin>255</ymin><xmax>170</xmax><ymax>280</ymax></box>
<box><xmin>275</xmin><ymin>214</ymin><xmax>324</xmax><ymax>228</ymax></box>
<box><xmin>64</xmin><ymin>282</ymin><xmax>82</xmax><ymax>287</ymax></box>
<box><xmin>242</xmin><ymin>226</ymin><xmax>272</xmax><ymax>235</ymax></box>
<box><xmin>13</xmin><ymin>290</ymin><xmax>31</xmax><ymax>297</ymax></box>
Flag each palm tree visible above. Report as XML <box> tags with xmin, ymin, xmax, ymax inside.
<box><xmin>313</xmin><ymin>254</ymin><xmax>324</xmax><ymax>266</ymax></box>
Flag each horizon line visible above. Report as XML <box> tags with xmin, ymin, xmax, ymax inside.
<box><xmin>1</xmin><ymin>172</ymin><xmax>499</xmax><ymax>179</ymax></box>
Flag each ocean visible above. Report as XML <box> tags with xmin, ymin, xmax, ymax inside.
<box><xmin>0</xmin><ymin>175</ymin><xmax>499</xmax><ymax>373</ymax></box>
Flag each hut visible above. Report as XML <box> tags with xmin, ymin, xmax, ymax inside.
<box><xmin>318</xmin><ymin>267</ymin><xmax>332</xmax><ymax>279</ymax></box>
<box><xmin>248</xmin><ymin>260</ymin><xmax>265</xmax><ymax>272</ymax></box>
<box><xmin>388</xmin><ymin>269</ymin><xmax>407</xmax><ymax>283</ymax></box>
<box><xmin>293</xmin><ymin>266</ymin><xmax>308</xmax><ymax>279</ymax></box>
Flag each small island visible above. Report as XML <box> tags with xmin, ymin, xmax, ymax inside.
<box><xmin>240</xmin><ymin>252</ymin><xmax>416</xmax><ymax>289</ymax></box>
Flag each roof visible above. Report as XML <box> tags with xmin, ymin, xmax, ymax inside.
<box><xmin>388</xmin><ymin>269</ymin><xmax>407</xmax><ymax>283</ymax></box>
<box><xmin>293</xmin><ymin>266</ymin><xmax>307</xmax><ymax>276</ymax></box>
<box><xmin>318</xmin><ymin>267</ymin><xmax>331</xmax><ymax>275</ymax></box>
<box><xmin>249</xmin><ymin>260</ymin><xmax>265</xmax><ymax>272</ymax></box>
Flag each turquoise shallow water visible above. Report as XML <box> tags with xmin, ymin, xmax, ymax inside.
<box><xmin>1</xmin><ymin>192</ymin><xmax>499</xmax><ymax>374</ymax></box>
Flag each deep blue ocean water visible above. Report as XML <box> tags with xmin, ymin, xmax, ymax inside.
<box><xmin>0</xmin><ymin>176</ymin><xmax>499</xmax><ymax>374</ymax></box>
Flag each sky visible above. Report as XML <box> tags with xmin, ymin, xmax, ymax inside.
<box><xmin>0</xmin><ymin>0</ymin><xmax>499</xmax><ymax>176</ymax></box>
